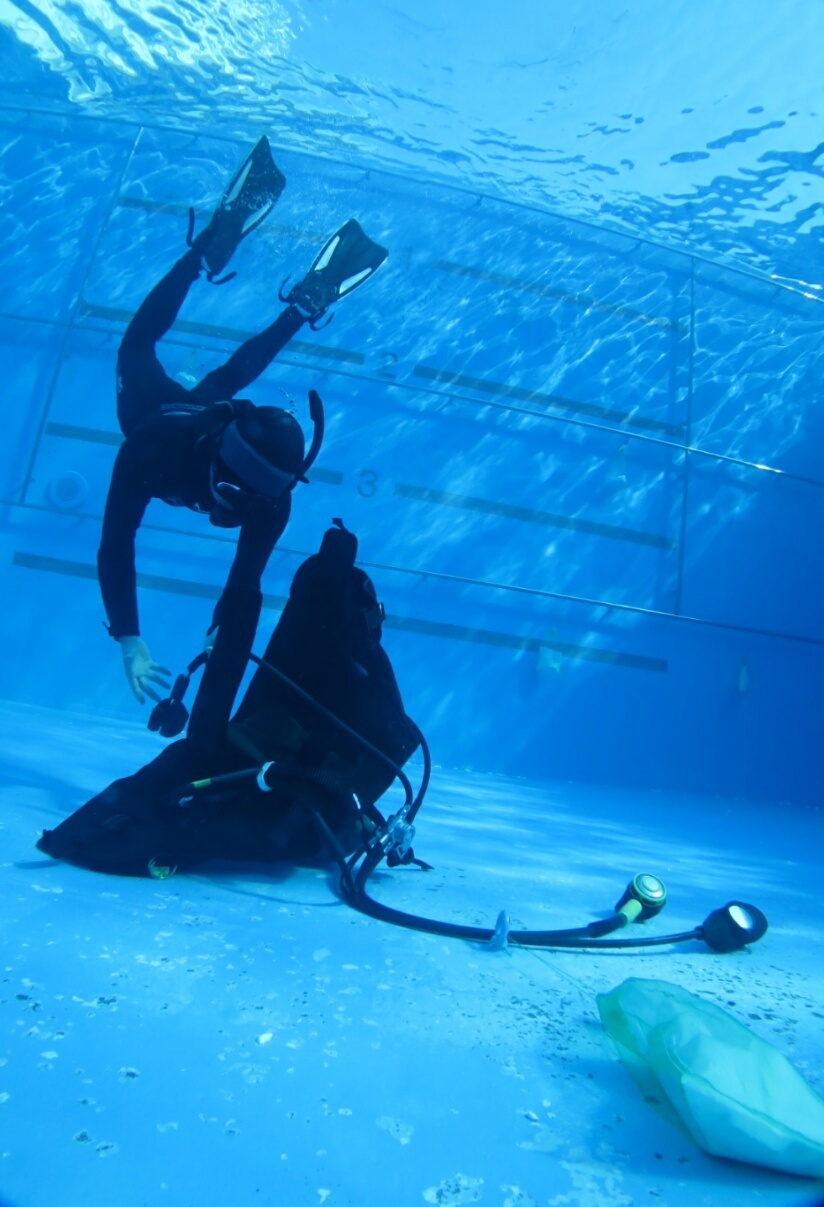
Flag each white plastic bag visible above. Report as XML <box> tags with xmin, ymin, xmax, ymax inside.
<box><xmin>597</xmin><ymin>977</ymin><xmax>824</xmax><ymax>1177</ymax></box>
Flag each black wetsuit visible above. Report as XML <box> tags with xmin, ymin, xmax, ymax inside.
<box><xmin>98</xmin><ymin>245</ymin><xmax>306</xmax><ymax>638</ymax></box>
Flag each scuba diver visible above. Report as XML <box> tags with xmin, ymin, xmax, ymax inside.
<box><xmin>41</xmin><ymin>520</ymin><xmax>420</xmax><ymax>876</ymax></box>
<box><xmin>100</xmin><ymin>136</ymin><xmax>388</xmax><ymax>706</ymax></box>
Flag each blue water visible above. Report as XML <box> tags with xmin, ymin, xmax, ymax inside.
<box><xmin>3</xmin><ymin>0</ymin><xmax>824</xmax><ymax>282</ymax></box>
<box><xmin>1</xmin><ymin>4</ymin><xmax>823</xmax><ymax>1206</ymax></box>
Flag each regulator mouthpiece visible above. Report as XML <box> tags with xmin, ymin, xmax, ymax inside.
<box><xmin>147</xmin><ymin>674</ymin><xmax>191</xmax><ymax>738</ymax></box>
<box><xmin>147</xmin><ymin>652</ymin><xmax>209</xmax><ymax>739</ymax></box>
<box><xmin>700</xmin><ymin>901</ymin><xmax>768</xmax><ymax>952</ymax></box>
<box><xmin>615</xmin><ymin>873</ymin><xmax>668</xmax><ymax>925</ymax></box>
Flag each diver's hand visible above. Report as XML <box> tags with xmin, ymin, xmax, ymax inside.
<box><xmin>203</xmin><ymin>625</ymin><xmax>218</xmax><ymax>655</ymax></box>
<box><xmin>119</xmin><ymin>636</ymin><xmax>172</xmax><ymax>705</ymax></box>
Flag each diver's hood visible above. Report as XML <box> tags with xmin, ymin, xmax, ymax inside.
<box><xmin>208</xmin><ymin>389</ymin><xmax>325</xmax><ymax>526</ymax></box>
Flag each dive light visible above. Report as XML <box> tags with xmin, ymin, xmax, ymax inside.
<box><xmin>699</xmin><ymin>902</ymin><xmax>769</xmax><ymax>953</ymax></box>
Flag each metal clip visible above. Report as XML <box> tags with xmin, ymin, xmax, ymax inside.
<box><xmin>381</xmin><ymin>812</ymin><xmax>416</xmax><ymax>860</ymax></box>
<box><xmin>489</xmin><ymin>910</ymin><xmax>510</xmax><ymax>951</ymax></box>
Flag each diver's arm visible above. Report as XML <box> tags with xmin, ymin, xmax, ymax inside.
<box><xmin>98</xmin><ymin>441</ymin><xmax>171</xmax><ymax>703</ymax></box>
<box><xmin>98</xmin><ymin>441</ymin><xmax>151</xmax><ymax>639</ymax></box>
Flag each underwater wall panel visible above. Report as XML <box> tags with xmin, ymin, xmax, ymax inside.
<box><xmin>0</xmin><ymin>113</ymin><xmax>134</xmax><ymax>320</ymax></box>
<box><xmin>690</xmin><ymin>279</ymin><xmax>824</xmax><ymax>481</ymax></box>
<box><xmin>0</xmin><ymin>316</ymin><xmax>65</xmax><ymax>500</ymax></box>
<box><xmin>679</xmin><ymin>461</ymin><xmax>824</xmax><ymax>640</ymax></box>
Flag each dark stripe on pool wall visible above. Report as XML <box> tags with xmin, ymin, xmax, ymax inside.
<box><xmin>117</xmin><ymin>197</ymin><xmax>193</xmax><ymax>218</ymax></box>
<box><xmin>11</xmin><ymin>552</ymin><xmax>665</xmax><ymax>673</ymax></box>
<box><xmin>80</xmin><ymin>303</ymin><xmax>364</xmax><ymax>365</ymax></box>
<box><xmin>383</xmin><ymin>613</ymin><xmax>666</xmax><ymax>672</ymax></box>
<box><xmin>413</xmin><ymin>365</ymin><xmax>684</xmax><ymax>438</ymax></box>
<box><xmin>300</xmin><ymin>467</ymin><xmax>344</xmax><ymax>486</ymax></box>
<box><xmin>395</xmin><ymin>483</ymin><xmax>675</xmax><ymax>550</ymax></box>
<box><xmin>43</xmin><ymin>423</ymin><xmax>343</xmax><ymax>484</ymax></box>
<box><xmin>117</xmin><ymin>196</ymin><xmax>328</xmax><ymax>244</ymax></box>
<box><xmin>12</xmin><ymin>552</ymin><xmax>289</xmax><ymax>610</ymax></box>
<box><xmin>47</xmin><ymin>422</ymin><xmax>123</xmax><ymax>447</ymax></box>
<box><xmin>432</xmin><ymin>260</ymin><xmax>686</xmax><ymax>334</ymax></box>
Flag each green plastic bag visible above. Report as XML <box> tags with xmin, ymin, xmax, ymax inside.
<box><xmin>597</xmin><ymin>977</ymin><xmax>824</xmax><ymax>1178</ymax></box>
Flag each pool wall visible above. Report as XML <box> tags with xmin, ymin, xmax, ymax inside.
<box><xmin>1</xmin><ymin>109</ymin><xmax>822</xmax><ymax>805</ymax></box>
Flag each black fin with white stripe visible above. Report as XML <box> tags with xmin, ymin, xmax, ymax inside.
<box><xmin>280</xmin><ymin>219</ymin><xmax>388</xmax><ymax>327</ymax></box>
<box><xmin>189</xmin><ymin>136</ymin><xmax>286</xmax><ymax>284</ymax></box>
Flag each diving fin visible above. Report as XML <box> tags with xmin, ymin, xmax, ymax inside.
<box><xmin>189</xmin><ymin>136</ymin><xmax>286</xmax><ymax>284</ymax></box>
<box><xmin>280</xmin><ymin>219</ymin><xmax>388</xmax><ymax>328</ymax></box>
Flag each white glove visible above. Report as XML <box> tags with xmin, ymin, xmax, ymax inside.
<box><xmin>119</xmin><ymin>636</ymin><xmax>172</xmax><ymax>705</ymax></box>
<box><xmin>203</xmin><ymin>626</ymin><xmax>218</xmax><ymax>655</ymax></box>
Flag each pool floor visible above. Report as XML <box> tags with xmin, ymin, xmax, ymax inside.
<box><xmin>0</xmin><ymin>702</ymin><xmax>822</xmax><ymax>1207</ymax></box>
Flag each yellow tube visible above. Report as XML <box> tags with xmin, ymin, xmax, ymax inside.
<box><xmin>618</xmin><ymin>898</ymin><xmax>643</xmax><ymax>924</ymax></box>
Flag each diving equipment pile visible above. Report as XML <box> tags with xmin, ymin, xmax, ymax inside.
<box><xmin>37</xmin><ymin>519</ymin><xmax>419</xmax><ymax>876</ymax></box>
<box><xmin>39</xmin><ymin>512</ymin><xmax>771</xmax><ymax>957</ymax></box>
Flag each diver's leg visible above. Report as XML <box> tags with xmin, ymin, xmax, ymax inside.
<box><xmin>191</xmin><ymin>217</ymin><xmax>387</xmax><ymax>405</ymax></box>
<box><xmin>190</xmin><ymin>305</ymin><xmax>305</xmax><ymax>405</ymax></box>
<box><xmin>116</xmin><ymin>246</ymin><xmax>204</xmax><ymax>435</ymax></box>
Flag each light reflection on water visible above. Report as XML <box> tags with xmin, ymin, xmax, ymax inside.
<box><xmin>1</xmin><ymin>1</ymin><xmax>824</xmax><ymax>282</ymax></box>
